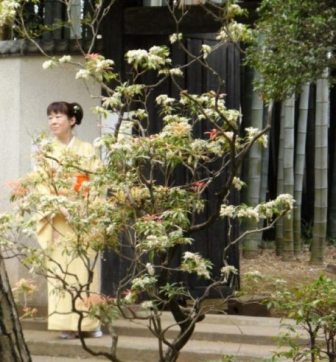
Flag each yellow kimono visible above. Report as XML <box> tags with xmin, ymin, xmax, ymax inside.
<box><xmin>36</xmin><ymin>137</ymin><xmax>101</xmax><ymax>332</ymax></box>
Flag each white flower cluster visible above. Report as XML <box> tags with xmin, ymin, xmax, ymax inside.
<box><xmin>168</xmin><ymin>68</ymin><xmax>183</xmax><ymax>77</ymax></box>
<box><xmin>0</xmin><ymin>0</ymin><xmax>19</xmax><ymax>27</ymax></box>
<box><xmin>156</xmin><ymin>94</ymin><xmax>175</xmax><ymax>106</ymax></box>
<box><xmin>161</xmin><ymin>121</ymin><xmax>191</xmax><ymax>138</ymax></box>
<box><xmin>106</xmin><ymin>223</ymin><xmax>116</xmax><ymax>235</ymax></box>
<box><xmin>190</xmin><ymin>139</ymin><xmax>209</xmax><ymax>154</ymax></box>
<box><xmin>236</xmin><ymin>207</ymin><xmax>259</xmax><ymax>220</ymax></box>
<box><xmin>0</xmin><ymin>213</ymin><xmax>13</xmax><ymax>236</ymax></box>
<box><xmin>123</xmin><ymin>290</ymin><xmax>136</xmax><ymax>304</ymax></box>
<box><xmin>255</xmin><ymin>193</ymin><xmax>295</xmax><ymax>219</ymax></box>
<box><xmin>245</xmin><ymin>127</ymin><xmax>268</xmax><ymax>147</ymax></box>
<box><xmin>139</xmin><ymin>234</ymin><xmax>170</xmax><ymax>251</ymax></box>
<box><xmin>141</xmin><ymin>300</ymin><xmax>155</xmax><ymax>310</ymax></box>
<box><xmin>220</xmin><ymin>193</ymin><xmax>295</xmax><ymax>221</ymax></box>
<box><xmin>169</xmin><ymin>33</ymin><xmax>183</xmax><ymax>44</ymax></box>
<box><xmin>258</xmin><ymin>134</ymin><xmax>268</xmax><ymax>148</ymax></box>
<box><xmin>92</xmin><ymin>105</ymin><xmax>109</xmax><ymax>118</ymax></box>
<box><xmin>131</xmin><ymin>275</ymin><xmax>157</xmax><ymax>290</ymax></box>
<box><xmin>232</xmin><ymin>176</ymin><xmax>245</xmax><ymax>191</ymax></box>
<box><xmin>40</xmin><ymin>194</ymin><xmax>69</xmax><ymax>206</ymax></box>
<box><xmin>146</xmin><ymin>262</ymin><xmax>155</xmax><ymax>276</ymax></box>
<box><xmin>126</xmin><ymin>46</ymin><xmax>171</xmax><ymax>71</ymax></box>
<box><xmin>42</xmin><ymin>56</ymin><xmax>72</xmax><ymax>70</ymax></box>
<box><xmin>179</xmin><ymin>93</ymin><xmax>210</xmax><ymax>106</ymax></box>
<box><xmin>201</xmin><ymin>44</ymin><xmax>212</xmax><ymax>59</ymax></box>
<box><xmin>223</xmin><ymin>131</ymin><xmax>234</xmax><ymax>140</ymax></box>
<box><xmin>163</xmin><ymin>115</ymin><xmax>188</xmax><ymax>124</ymax></box>
<box><xmin>109</xmin><ymin>142</ymin><xmax>133</xmax><ymax>153</ymax></box>
<box><xmin>221</xmin><ymin>265</ymin><xmax>238</xmax><ymax>281</ymax></box>
<box><xmin>92</xmin><ymin>58</ymin><xmax>114</xmax><ymax>72</ymax></box>
<box><xmin>75</xmin><ymin>69</ymin><xmax>91</xmax><ymax>80</ymax></box>
<box><xmin>42</xmin><ymin>59</ymin><xmax>57</xmax><ymax>70</ymax></box>
<box><xmin>102</xmin><ymin>93</ymin><xmax>123</xmax><ymax>110</ymax></box>
<box><xmin>59</xmin><ymin>55</ymin><xmax>72</xmax><ymax>64</ymax></box>
<box><xmin>128</xmin><ymin>109</ymin><xmax>147</xmax><ymax>121</ymax></box>
<box><xmin>181</xmin><ymin>251</ymin><xmax>212</xmax><ymax>279</ymax></box>
<box><xmin>273</xmin><ymin>193</ymin><xmax>295</xmax><ymax>207</ymax></box>
<box><xmin>197</xmin><ymin>107</ymin><xmax>219</xmax><ymax>121</ymax></box>
<box><xmin>223</xmin><ymin>109</ymin><xmax>241</xmax><ymax>123</ymax></box>
<box><xmin>73</xmin><ymin>56</ymin><xmax>114</xmax><ymax>80</ymax></box>
<box><xmin>245</xmin><ymin>127</ymin><xmax>259</xmax><ymax>139</ymax></box>
<box><xmin>126</xmin><ymin>49</ymin><xmax>148</xmax><ymax>63</ymax></box>
<box><xmin>216</xmin><ymin>22</ymin><xmax>251</xmax><ymax>43</ymax></box>
<box><xmin>220</xmin><ymin>205</ymin><xmax>235</xmax><ymax>218</ymax></box>
<box><xmin>12</xmin><ymin>278</ymin><xmax>37</xmax><ymax>295</ymax></box>
<box><xmin>206</xmin><ymin>141</ymin><xmax>225</xmax><ymax>156</ymax></box>
<box><xmin>226</xmin><ymin>3</ymin><xmax>244</xmax><ymax>18</ymax></box>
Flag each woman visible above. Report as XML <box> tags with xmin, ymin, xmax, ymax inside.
<box><xmin>35</xmin><ymin>101</ymin><xmax>102</xmax><ymax>339</ymax></box>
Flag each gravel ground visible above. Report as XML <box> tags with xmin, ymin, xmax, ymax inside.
<box><xmin>240</xmin><ymin>246</ymin><xmax>336</xmax><ymax>296</ymax></box>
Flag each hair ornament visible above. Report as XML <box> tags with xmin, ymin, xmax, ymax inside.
<box><xmin>73</xmin><ymin>104</ymin><xmax>80</xmax><ymax>114</ymax></box>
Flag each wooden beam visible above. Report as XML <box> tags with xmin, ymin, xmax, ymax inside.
<box><xmin>124</xmin><ymin>6</ymin><xmax>222</xmax><ymax>35</ymax></box>
<box><xmin>124</xmin><ymin>1</ymin><xmax>260</xmax><ymax>36</ymax></box>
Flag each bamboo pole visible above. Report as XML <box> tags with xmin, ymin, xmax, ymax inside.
<box><xmin>293</xmin><ymin>83</ymin><xmax>310</xmax><ymax>254</ymax></box>
<box><xmin>275</xmin><ymin>103</ymin><xmax>285</xmax><ymax>255</ymax></box>
<box><xmin>242</xmin><ymin>71</ymin><xmax>263</xmax><ymax>259</ymax></box>
<box><xmin>311</xmin><ymin>70</ymin><xmax>329</xmax><ymax>264</ymax></box>
<box><xmin>281</xmin><ymin>94</ymin><xmax>295</xmax><ymax>260</ymax></box>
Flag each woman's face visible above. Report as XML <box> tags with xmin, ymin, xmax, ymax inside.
<box><xmin>48</xmin><ymin>112</ymin><xmax>76</xmax><ymax>140</ymax></box>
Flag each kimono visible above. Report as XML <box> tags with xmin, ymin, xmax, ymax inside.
<box><xmin>36</xmin><ymin>137</ymin><xmax>101</xmax><ymax>332</ymax></box>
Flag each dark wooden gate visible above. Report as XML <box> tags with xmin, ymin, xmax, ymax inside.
<box><xmin>101</xmin><ymin>1</ymin><xmax>241</xmax><ymax>298</ymax></box>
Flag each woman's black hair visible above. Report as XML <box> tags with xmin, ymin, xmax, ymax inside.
<box><xmin>47</xmin><ymin>101</ymin><xmax>83</xmax><ymax>126</ymax></box>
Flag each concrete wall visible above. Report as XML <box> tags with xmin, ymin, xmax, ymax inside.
<box><xmin>0</xmin><ymin>55</ymin><xmax>101</xmax><ymax>309</ymax></box>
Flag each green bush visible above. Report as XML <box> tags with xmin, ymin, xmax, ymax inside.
<box><xmin>269</xmin><ymin>274</ymin><xmax>336</xmax><ymax>362</ymax></box>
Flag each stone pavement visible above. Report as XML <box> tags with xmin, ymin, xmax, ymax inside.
<box><xmin>23</xmin><ymin>313</ymin><xmax>302</xmax><ymax>361</ymax></box>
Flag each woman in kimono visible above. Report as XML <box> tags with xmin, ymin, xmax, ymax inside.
<box><xmin>36</xmin><ymin>101</ymin><xmax>102</xmax><ymax>339</ymax></box>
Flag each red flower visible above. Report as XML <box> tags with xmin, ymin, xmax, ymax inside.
<box><xmin>191</xmin><ymin>181</ymin><xmax>207</xmax><ymax>192</ymax></box>
<box><xmin>73</xmin><ymin>174</ymin><xmax>90</xmax><ymax>193</ymax></box>
<box><xmin>85</xmin><ymin>53</ymin><xmax>100</xmax><ymax>61</ymax></box>
<box><xmin>82</xmin><ymin>294</ymin><xmax>116</xmax><ymax>308</ymax></box>
<box><xmin>6</xmin><ymin>180</ymin><xmax>28</xmax><ymax>197</ymax></box>
<box><xmin>205</xmin><ymin>128</ymin><xmax>219</xmax><ymax>140</ymax></box>
<box><xmin>142</xmin><ymin>214</ymin><xmax>162</xmax><ymax>221</ymax></box>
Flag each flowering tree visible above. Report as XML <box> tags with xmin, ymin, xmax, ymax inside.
<box><xmin>0</xmin><ymin>1</ymin><xmax>294</xmax><ymax>361</ymax></box>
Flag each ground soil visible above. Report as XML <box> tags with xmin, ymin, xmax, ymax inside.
<box><xmin>239</xmin><ymin>245</ymin><xmax>336</xmax><ymax>297</ymax></box>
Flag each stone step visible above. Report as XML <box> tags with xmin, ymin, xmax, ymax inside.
<box><xmin>22</xmin><ymin>312</ymin><xmax>290</xmax><ymax>328</ymax></box>
<box><xmin>25</xmin><ymin>330</ymin><xmax>289</xmax><ymax>362</ymax></box>
<box><xmin>22</xmin><ymin>313</ymin><xmax>304</xmax><ymax>346</ymax></box>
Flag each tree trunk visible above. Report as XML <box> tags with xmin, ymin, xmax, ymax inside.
<box><xmin>0</xmin><ymin>255</ymin><xmax>31</xmax><ymax>362</ymax></box>
<box><xmin>311</xmin><ymin>71</ymin><xmax>329</xmax><ymax>264</ymax></box>
<box><xmin>282</xmin><ymin>95</ymin><xmax>295</xmax><ymax>261</ymax></box>
<box><xmin>162</xmin><ymin>300</ymin><xmax>196</xmax><ymax>362</ymax></box>
<box><xmin>293</xmin><ymin>83</ymin><xmax>310</xmax><ymax>255</ymax></box>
